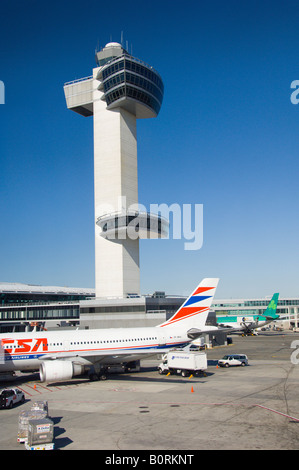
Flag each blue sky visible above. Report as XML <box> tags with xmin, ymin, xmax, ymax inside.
<box><xmin>0</xmin><ymin>0</ymin><xmax>299</xmax><ymax>298</ymax></box>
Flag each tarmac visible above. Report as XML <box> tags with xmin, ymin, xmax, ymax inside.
<box><xmin>1</xmin><ymin>330</ymin><xmax>299</xmax><ymax>452</ymax></box>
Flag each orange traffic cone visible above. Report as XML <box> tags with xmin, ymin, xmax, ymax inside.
<box><xmin>191</xmin><ymin>386</ymin><xmax>194</xmax><ymax>393</ymax></box>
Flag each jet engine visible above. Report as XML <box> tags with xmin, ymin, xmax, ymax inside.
<box><xmin>39</xmin><ymin>360</ymin><xmax>84</xmax><ymax>383</ymax></box>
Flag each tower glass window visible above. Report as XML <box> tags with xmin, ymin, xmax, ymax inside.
<box><xmin>100</xmin><ymin>54</ymin><xmax>164</xmax><ymax>117</ymax></box>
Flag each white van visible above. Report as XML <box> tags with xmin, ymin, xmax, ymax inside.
<box><xmin>218</xmin><ymin>354</ymin><xmax>248</xmax><ymax>368</ymax></box>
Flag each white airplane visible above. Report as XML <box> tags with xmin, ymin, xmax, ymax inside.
<box><xmin>217</xmin><ymin>293</ymin><xmax>280</xmax><ymax>336</ymax></box>
<box><xmin>0</xmin><ymin>278</ymin><xmax>219</xmax><ymax>383</ymax></box>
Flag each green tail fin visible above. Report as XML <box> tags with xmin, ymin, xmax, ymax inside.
<box><xmin>264</xmin><ymin>293</ymin><xmax>279</xmax><ymax>318</ymax></box>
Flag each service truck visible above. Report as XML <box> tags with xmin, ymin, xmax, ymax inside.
<box><xmin>158</xmin><ymin>351</ymin><xmax>208</xmax><ymax>377</ymax></box>
<box><xmin>0</xmin><ymin>388</ymin><xmax>25</xmax><ymax>409</ymax></box>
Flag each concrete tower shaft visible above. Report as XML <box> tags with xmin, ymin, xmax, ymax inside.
<box><xmin>64</xmin><ymin>42</ymin><xmax>166</xmax><ymax>298</ymax></box>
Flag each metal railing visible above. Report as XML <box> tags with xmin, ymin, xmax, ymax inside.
<box><xmin>64</xmin><ymin>75</ymin><xmax>93</xmax><ymax>86</ymax></box>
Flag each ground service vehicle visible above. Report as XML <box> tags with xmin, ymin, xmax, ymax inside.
<box><xmin>218</xmin><ymin>354</ymin><xmax>248</xmax><ymax>368</ymax></box>
<box><xmin>0</xmin><ymin>388</ymin><xmax>25</xmax><ymax>409</ymax></box>
<box><xmin>158</xmin><ymin>351</ymin><xmax>208</xmax><ymax>376</ymax></box>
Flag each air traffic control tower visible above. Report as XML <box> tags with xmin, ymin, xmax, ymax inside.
<box><xmin>64</xmin><ymin>42</ymin><xmax>168</xmax><ymax>298</ymax></box>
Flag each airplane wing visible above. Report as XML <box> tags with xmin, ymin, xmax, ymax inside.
<box><xmin>39</xmin><ymin>348</ymin><xmax>159</xmax><ymax>366</ymax></box>
<box><xmin>187</xmin><ymin>326</ymin><xmax>236</xmax><ymax>339</ymax></box>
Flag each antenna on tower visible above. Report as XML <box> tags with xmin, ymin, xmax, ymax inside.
<box><xmin>126</xmin><ymin>40</ymin><xmax>129</xmax><ymax>51</ymax></box>
<box><xmin>121</xmin><ymin>31</ymin><xmax>124</xmax><ymax>46</ymax></box>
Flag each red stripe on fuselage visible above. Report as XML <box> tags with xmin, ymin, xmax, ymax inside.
<box><xmin>3</xmin><ymin>340</ymin><xmax>185</xmax><ymax>361</ymax></box>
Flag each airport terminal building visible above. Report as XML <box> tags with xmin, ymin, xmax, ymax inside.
<box><xmin>0</xmin><ymin>283</ymin><xmax>185</xmax><ymax>332</ymax></box>
<box><xmin>0</xmin><ymin>282</ymin><xmax>298</xmax><ymax>334</ymax></box>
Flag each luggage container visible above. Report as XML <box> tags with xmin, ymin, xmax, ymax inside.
<box><xmin>30</xmin><ymin>401</ymin><xmax>48</xmax><ymax>416</ymax></box>
<box><xmin>17</xmin><ymin>409</ymin><xmax>47</xmax><ymax>443</ymax></box>
<box><xmin>25</xmin><ymin>418</ymin><xmax>54</xmax><ymax>450</ymax></box>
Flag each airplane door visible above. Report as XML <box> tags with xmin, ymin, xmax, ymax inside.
<box><xmin>64</xmin><ymin>340</ymin><xmax>71</xmax><ymax>351</ymax></box>
<box><xmin>158</xmin><ymin>333</ymin><xmax>167</xmax><ymax>347</ymax></box>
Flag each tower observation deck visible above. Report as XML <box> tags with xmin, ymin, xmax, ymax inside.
<box><xmin>64</xmin><ymin>42</ymin><xmax>168</xmax><ymax>298</ymax></box>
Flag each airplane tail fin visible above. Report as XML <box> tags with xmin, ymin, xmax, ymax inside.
<box><xmin>264</xmin><ymin>293</ymin><xmax>279</xmax><ymax>319</ymax></box>
<box><xmin>157</xmin><ymin>278</ymin><xmax>219</xmax><ymax>329</ymax></box>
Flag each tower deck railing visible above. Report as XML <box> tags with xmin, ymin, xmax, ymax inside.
<box><xmin>64</xmin><ymin>75</ymin><xmax>93</xmax><ymax>87</ymax></box>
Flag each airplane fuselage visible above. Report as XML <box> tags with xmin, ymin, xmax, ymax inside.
<box><xmin>0</xmin><ymin>326</ymin><xmax>189</xmax><ymax>373</ymax></box>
